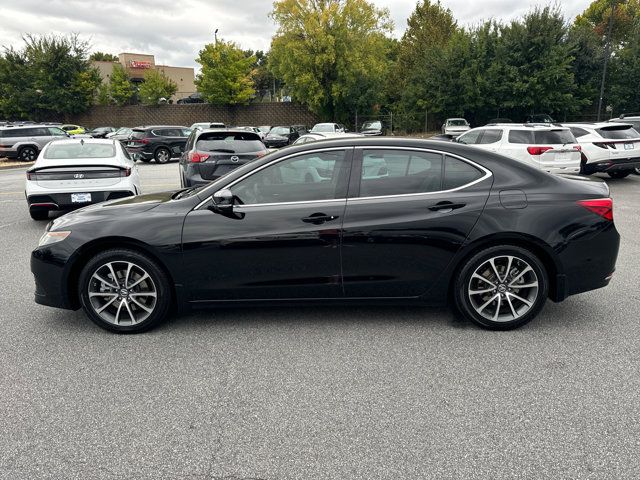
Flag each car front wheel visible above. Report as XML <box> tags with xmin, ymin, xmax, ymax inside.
<box><xmin>154</xmin><ymin>147</ymin><xmax>171</xmax><ymax>163</ymax></box>
<box><xmin>78</xmin><ymin>249</ymin><xmax>172</xmax><ymax>333</ymax></box>
<box><xmin>19</xmin><ymin>146</ymin><xmax>38</xmax><ymax>161</ymax></box>
<box><xmin>453</xmin><ymin>246</ymin><xmax>548</xmax><ymax>330</ymax></box>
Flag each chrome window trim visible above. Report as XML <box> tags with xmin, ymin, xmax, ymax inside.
<box><xmin>235</xmin><ymin>198</ymin><xmax>347</xmax><ymax>209</ymax></box>
<box><xmin>194</xmin><ymin>146</ymin><xmax>351</xmax><ymax>210</ymax></box>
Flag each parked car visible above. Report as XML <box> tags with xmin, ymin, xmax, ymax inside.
<box><xmin>235</xmin><ymin>126</ymin><xmax>265</xmax><ymax>140</ymax></box>
<box><xmin>125</xmin><ymin>125</ymin><xmax>191</xmax><ymax>163</ymax></box>
<box><xmin>257</xmin><ymin>126</ymin><xmax>272</xmax><ymax>136</ymax></box>
<box><xmin>456</xmin><ymin>124</ymin><xmax>581</xmax><ymax>175</ymax></box>
<box><xmin>429</xmin><ymin>133</ymin><xmax>456</xmax><ymax>142</ymax></box>
<box><xmin>177</xmin><ymin>93</ymin><xmax>205</xmax><ymax>104</ymax></box>
<box><xmin>190</xmin><ymin>122</ymin><xmax>226</xmax><ymax>130</ymax></box>
<box><xmin>31</xmin><ymin>137</ymin><xmax>619</xmax><ymax>333</ymax></box>
<box><xmin>441</xmin><ymin>118</ymin><xmax>471</xmax><ymax>136</ymax></box>
<box><xmin>360</xmin><ymin>120</ymin><xmax>386</xmax><ymax>136</ymax></box>
<box><xmin>61</xmin><ymin>124</ymin><xmax>87</xmax><ymax>135</ymax></box>
<box><xmin>525</xmin><ymin>114</ymin><xmax>556</xmax><ymax>124</ymax></box>
<box><xmin>293</xmin><ymin>132</ymin><xmax>363</xmax><ymax>145</ymax></box>
<box><xmin>310</xmin><ymin>123</ymin><xmax>345</xmax><ymax>134</ymax></box>
<box><xmin>90</xmin><ymin>127</ymin><xmax>116</xmax><ymax>138</ymax></box>
<box><xmin>263</xmin><ymin>125</ymin><xmax>302</xmax><ymax>148</ymax></box>
<box><xmin>563</xmin><ymin>122</ymin><xmax>640</xmax><ymax>178</ymax></box>
<box><xmin>292</xmin><ymin>124</ymin><xmax>308</xmax><ymax>134</ymax></box>
<box><xmin>179</xmin><ymin>128</ymin><xmax>267</xmax><ymax>187</ymax></box>
<box><xmin>25</xmin><ymin>138</ymin><xmax>140</xmax><ymax>220</ymax></box>
<box><xmin>608</xmin><ymin>115</ymin><xmax>640</xmax><ymax>131</ymax></box>
<box><xmin>106</xmin><ymin>127</ymin><xmax>133</xmax><ymax>141</ymax></box>
<box><xmin>0</xmin><ymin>124</ymin><xmax>68</xmax><ymax>161</ymax></box>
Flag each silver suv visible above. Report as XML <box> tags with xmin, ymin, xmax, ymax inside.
<box><xmin>0</xmin><ymin>125</ymin><xmax>68</xmax><ymax>161</ymax></box>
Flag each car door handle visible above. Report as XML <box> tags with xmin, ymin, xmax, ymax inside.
<box><xmin>301</xmin><ymin>213</ymin><xmax>339</xmax><ymax>225</ymax></box>
<box><xmin>428</xmin><ymin>201</ymin><xmax>466</xmax><ymax>212</ymax></box>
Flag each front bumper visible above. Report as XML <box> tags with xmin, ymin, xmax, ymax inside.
<box><xmin>31</xmin><ymin>245</ymin><xmax>78</xmax><ymax>310</ymax></box>
<box><xmin>27</xmin><ymin>190</ymin><xmax>135</xmax><ymax>210</ymax></box>
<box><xmin>264</xmin><ymin>139</ymin><xmax>289</xmax><ymax>148</ymax></box>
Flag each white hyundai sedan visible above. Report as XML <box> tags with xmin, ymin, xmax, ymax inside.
<box><xmin>25</xmin><ymin>138</ymin><xmax>141</xmax><ymax>220</ymax></box>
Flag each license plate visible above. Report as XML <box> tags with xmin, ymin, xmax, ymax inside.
<box><xmin>624</xmin><ymin>143</ymin><xmax>634</xmax><ymax>150</ymax></box>
<box><xmin>71</xmin><ymin>193</ymin><xmax>91</xmax><ymax>203</ymax></box>
<box><xmin>555</xmin><ymin>152</ymin><xmax>570</xmax><ymax>161</ymax></box>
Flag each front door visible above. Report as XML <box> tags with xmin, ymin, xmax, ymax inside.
<box><xmin>341</xmin><ymin>148</ymin><xmax>492</xmax><ymax>298</ymax></box>
<box><xmin>181</xmin><ymin>148</ymin><xmax>352</xmax><ymax>301</ymax></box>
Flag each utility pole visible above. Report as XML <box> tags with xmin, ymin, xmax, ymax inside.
<box><xmin>597</xmin><ymin>0</ymin><xmax>616</xmax><ymax>122</ymax></box>
<box><xmin>425</xmin><ymin>110</ymin><xmax>428</xmax><ymax>133</ymax></box>
<box><xmin>355</xmin><ymin>110</ymin><xmax>358</xmax><ymax>133</ymax></box>
<box><xmin>214</xmin><ymin>28</ymin><xmax>219</xmax><ymax>45</ymax></box>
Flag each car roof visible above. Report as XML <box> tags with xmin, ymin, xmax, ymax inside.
<box><xmin>195</xmin><ymin>128</ymin><xmax>262</xmax><ymax>138</ymax></box>
<box><xmin>562</xmin><ymin>122</ymin><xmax>634</xmax><ymax>128</ymax></box>
<box><xmin>482</xmin><ymin>123</ymin><xmax>569</xmax><ymax>130</ymax></box>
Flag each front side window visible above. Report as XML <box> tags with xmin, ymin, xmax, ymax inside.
<box><xmin>231</xmin><ymin>150</ymin><xmax>348</xmax><ymax>205</ymax></box>
<box><xmin>358</xmin><ymin>150</ymin><xmax>443</xmax><ymax>197</ymax></box>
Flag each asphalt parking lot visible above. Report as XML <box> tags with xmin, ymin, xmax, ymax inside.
<box><xmin>1</xmin><ymin>162</ymin><xmax>639</xmax><ymax>479</ymax></box>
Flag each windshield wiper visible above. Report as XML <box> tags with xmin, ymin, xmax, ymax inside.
<box><xmin>172</xmin><ymin>185</ymin><xmax>204</xmax><ymax>199</ymax></box>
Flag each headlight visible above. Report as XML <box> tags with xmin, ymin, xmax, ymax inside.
<box><xmin>38</xmin><ymin>231</ymin><xmax>71</xmax><ymax>247</ymax></box>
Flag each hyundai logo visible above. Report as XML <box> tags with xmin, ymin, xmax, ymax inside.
<box><xmin>74</xmin><ymin>173</ymin><xmax>85</xmax><ymax>179</ymax></box>
<box><xmin>230</xmin><ymin>156</ymin><xmax>240</xmax><ymax>163</ymax></box>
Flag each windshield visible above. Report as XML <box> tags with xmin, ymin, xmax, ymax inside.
<box><xmin>362</xmin><ymin>121</ymin><xmax>381</xmax><ymax>130</ymax></box>
<box><xmin>598</xmin><ymin>125</ymin><xmax>640</xmax><ymax>140</ymax></box>
<box><xmin>44</xmin><ymin>143</ymin><xmax>116</xmax><ymax>159</ymax></box>
<box><xmin>270</xmin><ymin>127</ymin><xmax>290</xmax><ymax>136</ymax></box>
<box><xmin>311</xmin><ymin>124</ymin><xmax>334</xmax><ymax>132</ymax></box>
<box><xmin>258</xmin><ymin>126</ymin><xmax>271</xmax><ymax>133</ymax></box>
<box><xmin>448</xmin><ymin>119</ymin><xmax>468</xmax><ymax>126</ymax></box>
<box><xmin>196</xmin><ymin>133</ymin><xmax>264</xmax><ymax>153</ymax></box>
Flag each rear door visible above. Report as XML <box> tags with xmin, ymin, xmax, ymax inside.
<box><xmin>341</xmin><ymin>147</ymin><xmax>492</xmax><ymax>298</ymax></box>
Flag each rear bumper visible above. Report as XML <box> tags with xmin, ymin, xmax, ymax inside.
<box><xmin>27</xmin><ymin>190</ymin><xmax>135</xmax><ymax>210</ymax></box>
<box><xmin>586</xmin><ymin>157</ymin><xmax>640</xmax><ymax>173</ymax></box>
<box><xmin>0</xmin><ymin>148</ymin><xmax>18</xmax><ymax>159</ymax></box>
<box><xmin>264</xmin><ymin>139</ymin><xmax>289</xmax><ymax>148</ymax></box>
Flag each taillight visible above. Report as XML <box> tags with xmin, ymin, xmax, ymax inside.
<box><xmin>141</xmin><ymin>138</ymin><xmax>151</xmax><ymax>144</ymax></box>
<box><xmin>26</xmin><ymin>172</ymin><xmax>36</xmax><ymax>180</ymax></box>
<box><xmin>121</xmin><ymin>167</ymin><xmax>131</xmax><ymax>177</ymax></box>
<box><xmin>573</xmin><ymin>145</ymin><xmax>582</xmax><ymax>151</ymax></box>
<box><xmin>188</xmin><ymin>151</ymin><xmax>210</xmax><ymax>163</ymax></box>
<box><xmin>578</xmin><ymin>198</ymin><xmax>613</xmax><ymax>221</ymax></box>
<box><xmin>527</xmin><ymin>146</ymin><xmax>553</xmax><ymax>155</ymax></box>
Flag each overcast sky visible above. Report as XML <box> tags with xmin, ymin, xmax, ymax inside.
<box><xmin>0</xmin><ymin>0</ymin><xmax>590</xmax><ymax>69</ymax></box>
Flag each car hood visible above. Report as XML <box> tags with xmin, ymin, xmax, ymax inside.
<box><xmin>49</xmin><ymin>191</ymin><xmax>175</xmax><ymax>230</ymax></box>
<box><xmin>266</xmin><ymin>134</ymin><xmax>288</xmax><ymax>140</ymax></box>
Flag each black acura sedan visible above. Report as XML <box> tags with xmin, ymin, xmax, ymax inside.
<box><xmin>31</xmin><ymin>138</ymin><xmax>620</xmax><ymax>333</ymax></box>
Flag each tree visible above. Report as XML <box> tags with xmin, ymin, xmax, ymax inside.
<box><xmin>0</xmin><ymin>34</ymin><xmax>101</xmax><ymax>120</ymax></box>
<box><xmin>89</xmin><ymin>52</ymin><xmax>119</xmax><ymax>62</ymax></box>
<box><xmin>195</xmin><ymin>39</ymin><xmax>255</xmax><ymax>105</ymax></box>
<box><xmin>138</xmin><ymin>69</ymin><xmax>177</xmax><ymax>105</ymax></box>
<box><xmin>108</xmin><ymin>64</ymin><xmax>135</xmax><ymax>106</ymax></box>
<box><xmin>269</xmin><ymin>0</ymin><xmax>393</xmax><ymax>122</ymax></box>
<box><xmin>575</xmin><ymin>0</ymin><xmax>640</xmax><ymax>45</ymax></box>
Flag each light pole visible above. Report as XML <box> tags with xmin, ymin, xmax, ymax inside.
<box><xmin>214</xmin><ymin>28</ymin><xmax>218</xmax><ymax>45</ymax></box>
<box><xmin>597</xmin><ymin>0</ymin><xmax>617</xmax><ymax>122</ymax></box>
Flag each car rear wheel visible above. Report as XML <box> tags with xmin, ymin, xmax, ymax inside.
<box><xmin>154</xmin><ymin>147</ymin><xmax>171</xmax><ymax>164</ymax></box>
<box><xmin>29</xmin><ymin>209</ymin><xmax>49</xmax><ymax>220</ymax></box>
<box><xmin>78</xmin><ymin>249</ymin><xmax>172</xmax><ymax>333</ymax></box>
<box><xmin>453</xmin><ymin>246</ymin><xmax>548</xmax><ymax>330</ymax></box>
<box><xmin>608</xmin><ymin>171</ymin><xmax>631</xmax><ymax>179</ymax></box>
<box><xmin>18</xmin><ymin>146</ymin><xmax>38</xmax><ymax>161</ymax></box>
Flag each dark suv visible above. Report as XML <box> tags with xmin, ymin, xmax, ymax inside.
<box><xmin>263</xmin><ymin>126</ymin><xmax>302</xmax><ymax>148</ymax></box>
<box><xmin>125</xmin><ymin>125</ymin><xmax>191</xmax><ymax>163</ymax></box>
<box><xmin>179</xmin><ymin>129</ymin><xmax>267</xmax><ymax>187</ymax></box>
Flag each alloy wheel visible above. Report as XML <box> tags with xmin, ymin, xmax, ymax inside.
<box><xmin>467</xmin><ymin>255</ymin><xmax>539</xmax><ymax>322</ymax></box>
<box><xmin>20</xmin><ymin>147</ymin><xmax>37</xmax><ymax>161</ymax></box>
<box><xmin>156</xmin><ymin>149</ymin><xmax>170</xmax><ymax>163</ymax></box>
<box><xmin>87</xmin><ymin>261</ymin><xmax>157</xmax><ymax>326</ymax></box>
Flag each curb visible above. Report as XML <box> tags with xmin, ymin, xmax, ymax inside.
<box><xmin>0</xmin><ymin>162</ymin><xmax>33</xmax><ymax>171</ymax></box>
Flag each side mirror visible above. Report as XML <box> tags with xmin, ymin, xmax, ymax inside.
<box><xmin>212</xmin><ymin>188</ymin><xmax>234</xmax><ymax>212</ymax></box>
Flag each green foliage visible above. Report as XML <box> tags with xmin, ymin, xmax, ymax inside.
<box><xmin>109</xmin><ymin>64</ymin><xmax>135</xmax><ymax>106</ymax></box>
<box><xmin>89</xmin><ymin>51</ymin><xmax>119</xmax><ymax>62</ymax></box>
<box><xmin>195</xmin><ymin>40</ymin><xmax>255</xmax><ymax>105</ymax></box>
<box><xmin>269</xmin><ymin>0</ymin><xmax>393</xmax><ymax>122</ymax></box>
<box><xmin>575</xmin><ymin>0</ymin><xmax>639</xmax><ymax>44</ymax></box>
<box><xmin>138</xmin><ymin>69</ymin><xmax>177</xmax><ymax>105</ymax></box>
<box><xmin>0</xmin><ymin>34</ymin><xmax>101</xmax><ymax>120</ymax></box>
<box><xmin>607</xmin><ymin>13</ymin><xmax>640</xmax><ymax>111</ymax></box>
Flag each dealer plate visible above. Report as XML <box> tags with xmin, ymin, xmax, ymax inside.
<box><xmin>624</xmin><ymin>143</ymin><xmax>634</xmax><ymax>150</ymax></box>
<box><xmin>71</xmin><ymin>193</ymin><xmax>92</xmax><ymax>203</ymax></box>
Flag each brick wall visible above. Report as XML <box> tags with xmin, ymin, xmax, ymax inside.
<box><xmin>66</xmin><ymin>103</ymin><xmax>320</xmax><ymax>129</ymax></box>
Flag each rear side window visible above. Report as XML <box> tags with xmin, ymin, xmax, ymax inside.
<box><xmin>457</xmin><ymin>130</ymin><xmax>482</xmax><ymax>145</ymax></box>
<box><xmin>508</xmin><ymin>130</ymin><xmax>534</xmax><ymax>144</ymax></box>
<box><xmin>478</xmin><ymin>129</ymin><xmax>503</xmax><ymax>144</ymax></box>
<box><xmin>597</xmin><ymin>126</ymin><xmax>640</xmax><ymax>140</ymax></box>
<box><xmin>444</xmin><ymin>156</ymin><xmax>483</xmax><ymax>190</ymax></box>
<box><xmin>358</xmin><ymin>150</ymin><xmax>443</xmax><ymax>197</ymax></box>
<box><xmin>44</xmin><ymin>143</ymin><xmax>116</xmax><ymax>159</ymax></box>
<box><xmin>0</xmin><ymin>129</ymin><xmax>21</xmax><ymax>138</ymax></box>
<box><xmin>196</xmin><ymin>132</ymin><xmax>264</xmax><ymax>154</ymax></box>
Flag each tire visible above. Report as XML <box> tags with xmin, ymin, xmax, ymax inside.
<box><xmin>18</xmin><ymin>146</ymin><xmax>38</xmax><ymax>162</ymax></box>
<box><xmin>78</xmin><ymin>249</ymin><xmax>172</xmax><ymax>333</ymax></box>
<box><xmin>154</xmin><ymin>147</ymin><xmax>171</xmax><ymax>164</ymax></box>
<box><xmin>29</xmin><ymin>209</ymin><xmax>49</xmax><ymax>220</ymax></box>
<box><xmin>634</xmin><ymin>167</ymin><xmax>640</xmax><ymax>175</ymax></box>
<box><xmin>453</xmin><ymin>245</ymin><xmax>549</xmax><ymax>330</ymax></box>
<box><xmin>608</xmin><ymin>171</ymin><xmax>631</xmax><ymax>179</ymax></box>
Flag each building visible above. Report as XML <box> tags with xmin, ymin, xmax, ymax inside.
<box><xmin>92</xmin><ymin>53</ymin><xmax>197</xmax><ymax>103</ymax></box>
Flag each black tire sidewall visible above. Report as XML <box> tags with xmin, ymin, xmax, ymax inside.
<box><xmin>20</xmin><ymin>146</ymin><xmax>37</xmax><ymax>161</ymax></box>
<box><xmin>78</xmin><ymin>249</ymin><xmax>172</xmax><ymax>333</ymax></box>
<box><xmin>154</xmin><ymin>147</ymin><xmax>171</xmax><ymax>163</ymax></box>
<box><xmin>608</xmin><ymin>171</ymin><xmax>630</xmax><ymax>178</ymax></box>
<box><xmin>453</xmin><ymin>245</ymin><xmax>549</xmax><ymax>330</ymax></box>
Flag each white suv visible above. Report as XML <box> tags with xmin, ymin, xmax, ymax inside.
<box><xmin>456</xmin><ymin>124</ymin><xmax>581</xmax><ymax>174</ymax></box>
<box><xmin>563</xmin><ymin>122</ymin><xmax>640</xmax><ymax>178</ymax></box>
